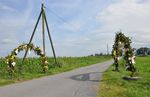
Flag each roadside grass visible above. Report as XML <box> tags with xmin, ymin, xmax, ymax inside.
<box><xmin>98</xmin><ymin>56</ymin><xmax>150</xmax><ymax>97</ymax></box>
<box><xmin>0</xmin><ymin>55</ymin><xmax>111</xmax><ymax>86</ymax></box>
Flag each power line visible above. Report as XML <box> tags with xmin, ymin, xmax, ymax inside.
<box><xmin>44</xmin><ymin>6</ymin><xmax>83</xmax><ymax>32</ymax></box>
<box><xmin>44</xmin><ymin>7</ymin><xmax>70</xmax><ymax>25</ymax></box>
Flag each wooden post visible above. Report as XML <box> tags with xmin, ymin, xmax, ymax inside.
<box><xmin>22</xmin><ymin>3</ymin><xmax>57</xmax><ymax>64</ymax></box>
<box><xmin>23</xmin><ymin>11</ymin><xmax>42</xmax><ymax>62</ymax></box>
<box><xmin>42</xmin><ymin>3</ymin><xmax>46</xmax><ymax>55</ymax></box>
<box><xmin>44</xmin><ymin>11</ymin><xmax>57</xmax><ymax>63</ymax></box>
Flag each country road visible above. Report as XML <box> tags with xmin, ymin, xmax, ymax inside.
<box><xmin>0</xmin><ymin>60</ymin><xmax>113</xmax><ymax>97</ymax></box>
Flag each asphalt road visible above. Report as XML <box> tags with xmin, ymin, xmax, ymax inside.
<box><xmin>0</xmin><ymin>60</ymin><xmax>113</xmax><ymax>97</ymax></box>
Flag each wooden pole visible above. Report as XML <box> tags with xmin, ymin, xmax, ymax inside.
<box><xmin>43</xmin><ymin>11</ymin><xmax>57</xmax><ymax>63</ymax></box>
<box><xmin>23</xmin><ymin>11</ymin><xmax>42</xmax><ymax>62</ymax></box>
<box><xmin>23</xmin><ymin>3</ymin><xmax>57</xmax><ymax>65</ymax></box>
<box><xmin>42</xmin><ymin>3</ymin><xmax>46</xmax><ymax>55</ymax></box>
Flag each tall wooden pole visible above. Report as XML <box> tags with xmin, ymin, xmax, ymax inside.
<box><xmin>42</xmin><ymin>3</ymin><xmax>46</xmax><ymax>55</ymax></box>
<box><xmin>23</xmin><ymin>11</ymin><xmax>42</xmax><ymax>62</ymax></box>
<box><xmin>44</xmin><ymin>11</ymin><xmax>57</xmax><ymax>63</ymax></box>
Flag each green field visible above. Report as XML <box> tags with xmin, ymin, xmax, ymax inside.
<box><xmin>98</xmin><ymin>56</ymin><xmax>150</xmax><ymax>97</ymax></box>
<box><xmin>0</xmin><ymin>56</ymin><xmax>111</xmax><ymax>86</ymax></box>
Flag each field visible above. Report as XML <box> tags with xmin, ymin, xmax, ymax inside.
<box><xmin>0</xmin><ymin>55</ymin><xmax>111</xmax><ymax>86</ymax></box>
<box><xmin>98</xmin><ymin>56</ymin><xmax>150</xmax><ymax>97</ymax></box>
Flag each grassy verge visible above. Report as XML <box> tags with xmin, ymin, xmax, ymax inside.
<box><xmin>0</xmin><ymin>55</ymin><xmax>111</xmax><ymax>86</ymax></box>
<box><xmin>98</xmin><ymin>56</ymin><xmax>150</xmax><ymax>97</ymax></box>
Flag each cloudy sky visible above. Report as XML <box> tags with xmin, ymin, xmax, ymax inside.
<box><xmin>0</xmin><ymin>0</ymin><xmax>150</xmax><ymax>57</ymax></box>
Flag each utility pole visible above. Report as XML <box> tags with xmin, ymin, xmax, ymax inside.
<box><xmin>23</xmin><ymin>3</ymin><xmax>57</xmax><ymax>64</ymax></box>
<box><xmin>107</xmin><ymin>44</ymin><xmax>109</xmax><ymax>55</ymax></box>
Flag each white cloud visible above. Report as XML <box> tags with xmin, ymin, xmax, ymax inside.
<box><xmin>58</xmin><ymin>20</ymin><xmax>84</xmax><ymax>32</ymax></box>
<box><xmin>0</xmin><ymin>2</ymin><xmax>15</xmax><ymax>12</ymax></box>
<box><xmin>0</xmin><ymin>1</ymin><xmax>34</xmax><ymax>57</ymax></box>
<box><xmin>96</xmin><ymin>0</ymin><xmax>150</xmax><ymax>47</ymax></box>
<box><xmin>0</xmin><ymin>38</ymin><xmax>17</xmax><ymax>44</ymax></box>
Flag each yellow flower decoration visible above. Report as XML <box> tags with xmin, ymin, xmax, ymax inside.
<box><xmin>5</xmin><ymin>43</ymin><xmax>49</xmax><ymax>73</ymax></box>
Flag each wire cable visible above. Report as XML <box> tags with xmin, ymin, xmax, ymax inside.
<box><xmin>44</xmin><ymin>6</ymin><xmax>70</xmax><ymax>25</ymax></box>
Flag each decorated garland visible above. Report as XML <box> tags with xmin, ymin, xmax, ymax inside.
<box><xmin>5</xmin><ymin>43</ymin><xmax>49</xmax><ymax>73</ymax></box>
<box><xmin>112</xmin><ymin>32</ymin><xmax>136</xmax><ymax>76</ymax></box>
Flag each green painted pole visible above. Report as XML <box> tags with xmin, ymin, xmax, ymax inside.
<box><xmin>44</xmin><ymin>11</ymin><xmax>57</xmax><ymax>63</ymax></box>
<box><xmin>23</xmin><ymin>10</ymin><xmax>42</xmax><ymax>62</ymax></box>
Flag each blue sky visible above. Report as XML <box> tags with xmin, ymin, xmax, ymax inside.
<box><xmin>0</xmin><ymin>0</ymin><xmax>150</xmax><ymax>57</ymax></box>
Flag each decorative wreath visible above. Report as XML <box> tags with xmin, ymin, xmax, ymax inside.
<box><xmin>5</xmin><ymin>43</ymin><xmax>49</xmax><ymax>72</ymax></box>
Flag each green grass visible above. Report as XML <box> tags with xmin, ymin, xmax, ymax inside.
<box><xmin>98</xmin><ymin>56</ymin><xmax>150</xmax><ymax>97</ymax></box>
<box><xmin>0</xmin><ymin>55</ymin><xmax>111</xmax><ymax>86</ymax></box>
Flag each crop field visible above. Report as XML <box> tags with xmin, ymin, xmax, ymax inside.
<box><xmin>98</xmin><ymin>56</ymin><xmax>150</xmax><ymax>97</ymax></box>
<box><xmin>0</xmin><ymin>55</ymin><xmax>111</xmax><ymax>86</ymax></box>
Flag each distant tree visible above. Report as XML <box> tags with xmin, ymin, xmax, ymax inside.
<box><xmin>136</xmin><ymin>47</ymin><xmax>150</xmax><ymax>55</ymax></box>
<box><xmin>100</xmin><ymin>53</ymin><xmax>103</xmax><ymax>56</ymax></box>
<box><xmin>90</xmin><ymin>54</ymin><xmax>94</xmax><ymax>56</ymax></box>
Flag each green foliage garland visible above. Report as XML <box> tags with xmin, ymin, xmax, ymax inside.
<box><xmin>5</xmin><ymin>43</ymin><xmax>48</xmax><ymax>73</ymax></box>
<box><xmin>112</xmin><ymin>32</ymin><xmax>136</xmax><ymax>76</ymax></box>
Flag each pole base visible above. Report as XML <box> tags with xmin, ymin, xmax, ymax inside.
<box><xmin>123</xmin><ymin>76</ymin><xmax>140</xmax><ymax>80</ymax></box>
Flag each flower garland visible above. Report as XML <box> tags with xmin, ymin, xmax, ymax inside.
<box><xmin>5</xmin><ymin>43</ymin><xmax>48</xmax><ymax>72</ymax></box>
<box><xmin>112</xmin><ymin>32</ymin><xmax>136</xmax><ymax>76</ymax></box>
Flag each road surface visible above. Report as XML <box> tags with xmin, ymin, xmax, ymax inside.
<box><xmin>0</xmin><ymin>60</ymin><xmax>113</xmax><ymax>97</ymax></box>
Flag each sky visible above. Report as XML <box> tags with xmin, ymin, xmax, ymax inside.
<box><xmin>0</xmin><ymin>0</ymin><xmax>150</xmax><ymax>57</ymax></box>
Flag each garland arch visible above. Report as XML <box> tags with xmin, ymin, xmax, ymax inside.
<box><xmin>112</xmin><ymin>32</ymin><xmax>136</xmax><ymax>77</ymax></box>
<box><xmin>5</xmin><ymin>43</ymin><xmax>49</xmax><ymax>72</ymax></box>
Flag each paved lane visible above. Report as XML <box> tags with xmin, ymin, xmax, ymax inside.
<box><xmin>0</xmin><ymin>60</ymin><xmax>113</xmax><ymax>97</ymax></box>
